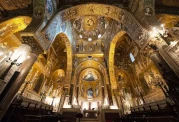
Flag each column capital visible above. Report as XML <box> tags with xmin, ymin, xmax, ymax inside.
<box><xmin>21</xmin><ymin>36</ymin><xmax>44</xmax><ymax>55</ymax></box>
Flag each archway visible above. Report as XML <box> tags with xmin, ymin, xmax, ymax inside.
<box><xmin>72</xmin><ymin>60</ymin><xmax>109</xmax><ymax>107</ymax></box>
<box><xmin>42</xmin><ymin>4</ymin><xmax>149</xmax><ymax>48</ymax></box>
<box><xmin>33</xmin><ymin>73</ymin><xmax>44</xmax><ymax>93</ymax></box>
<box><xmin>73</xmin><ymin>60</ymin><xmax>109</xmax><ymax>86</ymax></box>
<box><xmin>108</xmin><ymin>31</ymin><xmax>126</xmax><ymax>89</ymax></box>
<box><xmin>21</xmin><ymin>3</ymin><xmax>150</xmax><ymax>54</ymax></box>
<box><xmin>52</xmin><ymin>33</ymin><xmax>73</xmax><ymax>83</ymax></box>
<box><xmin>51</xmin><ymin>69</ymin><xmax>65</xmax><ymax>83</ymax></box>
<box><xmin>0</xmin><ymin>16</ymin><xmax>31</xmax><ymax>42</ymax></box>
<box><xmin>79</xmin><ymin>68</ymin><xmax>101</xmax><ymax>100</ymax></box>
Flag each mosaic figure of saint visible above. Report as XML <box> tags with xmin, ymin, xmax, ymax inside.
<box><xmin>87</xmin><ymin>85</ymin><xmax>94</xmax><ymax>98</ymax></box>
<box><xmin>83</xmin><ymin>71</ymin><xmax>95</xmax><ymax>81</ymax></box>
<box><xmin>145</xmin><ymin>8</ymin><xmax>152</xmax><ymax>16</ymax></box>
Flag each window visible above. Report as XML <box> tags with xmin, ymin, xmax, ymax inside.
<box><xmin>129</xmin><ymin>53</ymin><xmax>135</xmax><ymax>62</ymax></box>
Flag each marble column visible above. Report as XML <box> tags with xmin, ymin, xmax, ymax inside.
<box><xmin>97</xmin><ymin>101</ymin><xmax>100</xmax><ymax>110</ymax></box>
<box><xmin>113</xmin><ymin>90</ymin><xmax>120</xmax><ymax>108</ymax></box>
<box><xmin>68</xmin><ymin>84</ymin><xmax>74</xmax><ymax>105</ymax></box>
<box><xmin>81</xmin><ymin>101</ymin><xmax>84</xmax><ymax>112</ymax></box>
<box><xmin>0</xmin><ymin>57</ymin><xmax>19</xmax><ymax>94</ymax></box>
<box><xmin>113</xmin><ymin>90</ymin><xmax>124</xmax><ymax>115</ymax></box>
<box><xmin>107</xmin><ymin>84</ymin><xmax>113</xmax><ymax>106</ymax></box>
<box><xmin>150</xmin><ymin>51</ymin><xmax>179</xmax><ymax>105</ymax></box>
<box><xmin>118</xmin><ymin>95</ymin><xmax>125</xmax><ymax>115</ymax></box>
<box><xmin>0</xmin><ymin>53</ymin><xmax>37</xmax><ymax>121</ymax></box>
<box><xmin>89</xmin><ymin>102</ymin><xmax>91</xmax><ymax>110</ymax></box>
<box><xmin>159</xmin><ymin>44</ymin><xmax>179</xmax><ymax>77</ymax></box>
<box><xmin>76</xmin><ymin>87</ymin><xmax>79</xmax><ymax>105</ymax></box>
<box><xmin>58</xmin><ymin>93</ymin><xmax>66</xmax><ymax>113</ymax></box>
<box><xmin>101</xmin><ymin>87</ymin><xmax>105</xmax><ymax>108</ymax></box>
<box><xmin>150</xmin><ymin>51</ymin><xmax>179</xmax><ymax>82</ymax></box>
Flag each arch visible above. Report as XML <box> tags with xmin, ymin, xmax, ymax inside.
<box><xmin>119</xmin><ymin>68</ymin><xmax>136</xmax><ymax>86</ymax></box>
<box><xmin>157</xmin><ymin>14</ymin><xmax>179</xmax><ymax>28</ymax></box>
<box><xmin>79</xmin><ymin>68</ymin><xmax>101</xmax><ymax>100</ymax></box>
<box><xmin>0</xmin><ymin>16</ymin><xmax>32</xmax><ymax>42</ymax></box>
<box><xmin>108</xmin><ymin>31</ymin><xmax>126</xmax><ymax>89</ymax></box>
<box><xmin>80</xmin><ymin>68</ymin><xmax>100</xmax><ymax>82</ymax></box>
<box><xmin>72</xmin><ymin>61</ymin><xmax>106</xmax><ymax>102</ymax></box>
<box><xmin>116</xmin><ymin>69</ymin><xmax>131</xmax><ymax>83</ymax></box>
<box><xmin>73</xmin><ymin>60</ymin><xmax>109</xmax><ymax>86</ymax></box>
<box><xmin>40</xmin><ymin>3</ymin><xmax>149</xmax><ymax>52</ymax></box>
<box><xmin>51</xmin><ymin>69</ymin><xmax>65</xmax><ymax>83</ymax></box>
<box><xmin>53</xmin><ymin>33</ymin><xmax>73</xmax><ymax>83</ymax></box>
<box><xmin>33</xmin><ymin>73</ymin><xmax>45</xmax><ymax>93</ymax></box>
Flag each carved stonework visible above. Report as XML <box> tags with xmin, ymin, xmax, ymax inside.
<box><xmin>0</xmin><ymin>16</ymin><xmax>31</xmax><ymax>41</ymax></box>
<box><xmin>20</xmin><ymin>0</ymin><xmax>57</xmax><ymax>55</ymax></box>
<box><xmin>42</xmin><ymin>4</ymin><xmax>149</xmax><ymax>50</ymax></box>
<box><xmin>0</xmin><ymin>0</ymin><xmax>32</xmax><ymax>10</ymax></box>
<box><xmin>21</xmin><ymin>36</ymin><xmax>43</xmax><ymax>55</ymax></box>
<box><xmin>130</xmin><ymin>0</ymin><xmax>161</xmax><ymax>30</ymax></box>
<box><xmin>165</xmin><ymin>41</ymin><xmax>179</xmax><ymax>67</ymax></box>
<box><xmin>156</xmin><ymin>7</ymin><xmax>179</xmax><ymax>15</ymax></box>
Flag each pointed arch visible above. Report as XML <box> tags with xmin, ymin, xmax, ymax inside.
<box><xmin>73</xmin><ymin>60</ymin><xmax>109</xmax><ymax>86</ymax></box>
<box><xmin>0</xmin><ymin>16</ymin><xmax>31</xmax><ymax>42</ymax></box>
<box><xmin>108</xmin><ymin>31</ymin><xmax>126</xmax><ymax>89</ymax></box>
<box><xmin>37</xmin><ymin>3</ymin><xmax>149</xmax><ymax>52</ymax></box>
<box><xmin>53</xmin><ymin>33</ymin><xmax>73</xmax><ymax>83</ymax></box>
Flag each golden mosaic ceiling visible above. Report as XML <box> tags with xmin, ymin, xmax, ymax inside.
<box><xmin>73</xmin><ymin>15</ymin><xmax>109</xmax><ymax>41</ymax></box>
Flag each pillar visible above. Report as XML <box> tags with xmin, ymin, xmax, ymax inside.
<box><xmin>89</xmin><ymin>102</ymin><xmax>91</xmax><ymax>110</ymax></box>
<box><xmin>97</xmin><ymin>101</ymin><xmax>100</xmax><ymax>111</ymax></box>
<box><xmin>159</xmin><ymin>44</ymin><xmax>179</xmax><ymax>77</ymax></box>
<box><xmin>113</xmin><ymin>90</ymin><xmax>124</xmax><ymax>115</ymax></box>
<box><xmin>76</xmin><ymin>86</ymin><xmax>79</xmax><ymax>105</ymax></box>
<box><xmin>107</xmin><ymin>84</ymin><xmax>113</xmax><ymax>105</ymax></box>
<box><xmin>101</xmin><ymin>87</ymin><xmax>104</xmax><ymax>108</ymax></box>
<box><xmin>118</xmin><ymin>95</ymin><xmax>125</xmax><ymax>115</ymax></box>
<box><xmin>81</xmin><ymin>101</ymin><xmax>83</xmax><ymax>110</ymax></box>
<box><xmin>150</xmin><ymin>51</ymin><xmax>179</xmax><ymax>105</ymax></box>
<box><xmin>150</xmin><ymin>51</ymin><xmax>179</xmax><ymax>83</ymax></box>
<box><xmin>68</xmin><ymin>84</ymin><xmax>74</xmax><ymax>105</ymax></box>
<box><xmin>58</xmin><ymin>93</ymin><xmax>66</xmax><ymax>113</ymax></box>
<box><xmin>113</xmin><ymin>90</ymin><xmax>119</xmax><ymax>108</ymax></box>
<box><xmin>0</xmin><ymin>53</ymin><xmax>37</xmax><ymax>121</ymax></box>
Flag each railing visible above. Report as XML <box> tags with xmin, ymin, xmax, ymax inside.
<box><xmin>2</xmin><ymin>95</ymin><xmax>62</xmax><ymax>122</ymax></box>
<box><xmin>119</xmin><ymin>116</ymin><xmax>179</xmax><ymax>122</ymax></box>
<box><xmin>117</xmin><ymin>99</ymin><xmax>179</xmax><ymax>122</ymax></box>
<box><xmin>130</xmin><ymin>99</ymin><xmax>174</xmax><ymax>117</ymax></box>
<box><xmin>11</xmin><ymin>95</ymin><xmax>53</xmax><ymax>112</ymax></box>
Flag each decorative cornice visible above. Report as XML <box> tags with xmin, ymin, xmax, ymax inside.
<box><xmin>155</xmin><ymin>7</ymin><xmax>179</xmax><ymax>15</ymax></box>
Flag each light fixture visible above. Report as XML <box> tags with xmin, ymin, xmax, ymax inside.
<box><xmin>91</xmin><ymin>102</ymin><xmax>98</xmax><ymax>110</ymax></box>
<box><xmin>152</xmin><ymin>27</ymin><xmax>157</xmax><ymax>32</ymax></box>
<box><xmin>10</xmin><ymin>44</ymin><xmax>31</xmax><ymax>64</ymax></box>
<box><xmin>82</xmin><ymin>102</ymin><xmax>89</xmax><ymax>110</ymax></box>
<box><xmin>150</xmin><ymin>26</ymin><xmax>170</xmax><ymax>45</ymax></box>
<box><xmin>79</xmin><ymin>34</ymin><xmax>83</xmax><ymax>38</ymax></box>
<box><xmin>152</xmin><ymin>25</ymin><xmax>165</xmax><ymax>35</ymax></box>
<box><xmin>0</xmin><ymin>55</ymin><xmax>7</xmax><ymax>63</ymax></box>
<box><xmin>88</xmin><ymin>38</ymin><xmax>92</xmax><ymax>42</ymax></box>
<box><xmin>110</xmin><ymin>105</ymin><xmax>118</xmax><ymax>109</ymax></box>
<box><xmin>8</xmin><ymin>51</ymin><xmax>12</xmax><ymax>57</ymax></box>
<box><xmin>0</xmin><ymin>51</ymin><xmax>3</xmax><ymax>56</ymax></box>
<box><xmin>170</xmin><ymin>41</ymin><xmax>177</xmax><ymax>45</ymax></box>
<box><xmin>149</xmin><ymin>31</ymin><xmax>157</xmax><ymax>38</ymax></box>
<box><xmin>161</xmin><ymin>24</ymin><xmax>164</xmax><ymax>28</ymax></box>
<box><xmin>45</xmin><ymin>96</ymin><xmax>53</xmax><ymax>105</ymax></box>
<box><xmin>63</xmin><ymin>48</ymin><xmax>66</xmax><ymax>52</ymax></box>
<box><xmin>98</xmin><ymin>34</ymin><xmax>102</xmax><ymax>39</ymax></box>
